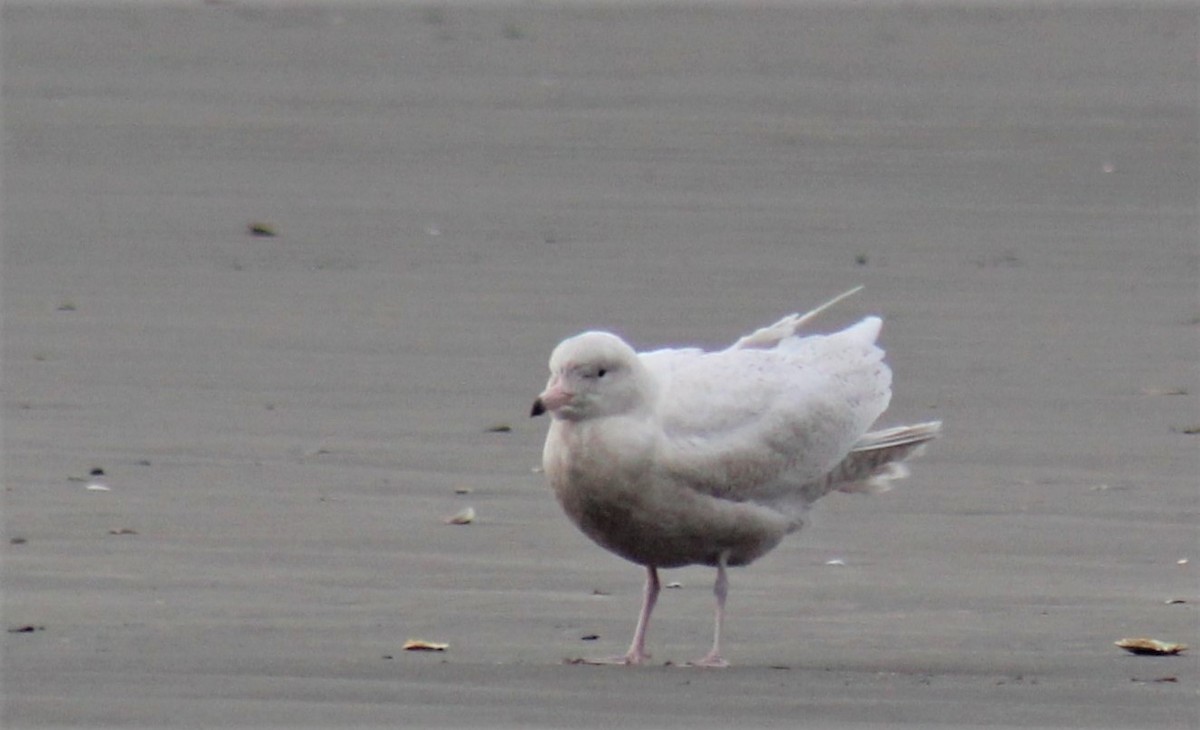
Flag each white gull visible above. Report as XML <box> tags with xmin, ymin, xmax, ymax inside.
<box><xmin>531</xmin><ymin>288</ymin><xmax>941</xmax><ymax>667</ymax></box>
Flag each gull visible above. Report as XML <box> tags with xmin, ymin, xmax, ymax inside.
<box><xmin>531</xmin><ymin>288</ymin><xmax>941</xmax><ymax>667</ymax></box>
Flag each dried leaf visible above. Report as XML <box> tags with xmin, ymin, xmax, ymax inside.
<box><xmin>1115</xmin><ymin>638</ymin><xmax>1188</xmax><ymax>656</ymax></box>
<box><xmin>402</xmin><ymin>639</ymin><xmax>448</xmax><ymax>652</ymax></box>
<box><xmin>444</xmin><ymin>506</ymin><xmax>475</xmax><ymax>525</ymax></box>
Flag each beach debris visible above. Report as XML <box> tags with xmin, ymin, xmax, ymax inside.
<box><xmin>501</xmin><ymin>21</ymin><xmax>526</xmax><ymax>40</ymax></box>
<box><xmin>1115</xmin><ymin>638</ymin><xmax>1187</xmax><ymax>656</ymax></box>
<box><xmin>8</xmin><ymin>625</ymin><xmax>44</xmax><ymax>633</ymax></box>
<box><xmin>1164</xmin><ymin>598</ymin><xmax>1187</xmax><ymax>605</ymax></box>
<box><xmin>665</xmin><ymin>581</ymin><xmax>683</xmax><ymax>589</ymax></box>
<box><xmin>85</xmin><ymin>468</ymin><xmax>110</xmax><ymax>491</ymax></box>
<box><xmin>485</xmin><ymin>423</ymin><xmax>513</xmax><ymax>433</ymax></box>
<box><xmin>1171</xmin><ymin>425</ymin><xmax>1200</xmax><ymax>435</ymax></box>
<box><xmin>10</xmin><ymin>537</ymin><xmax>27</xmax><ymax>545</ymax></box>
<box><xmin>972</xmin><ymin>250</ymin><xmax>1022</xmax><ymax>268</ymax></box>
<box><xmin>402</xmin><ymin>639</ymin><xmax>449</xmax><ymax>652</ymax></box>
<box><xmin>246</xmin><ymin>222</ymin><xmax>277</xmax><ymax>237</ymax></box>
<box><xmin>453</xmin><ymin>486</ymin><xmax>473</xmax><ymax>495</ymax></box>
<box><xmin>1178</xmin><ymin>559</ymin><xmax>1190</xmax><ymax>566</ymax></box>
<box><xmin>1141</xmin><ymin>386</ymin><xmax>1187</xmax><ymax>396</ymax></box>
<box><xmin>57</xmin><ymin>301</ymin><xmax>77</xmax><ymax>312</ymax></box>
<box><xmin>581</xmin><ymin>634</ymin><xmax>600</xmax><ymax>641</ymax></box>
<box><xmin>824</xmin><ymin>558</ymin><xmax>847</xmax><ymax>566</ymax></box>
<box><xmin>443</xmin><ymin>506</ymin><xmax>475</xmax><ymax>525</ymax></box>
<box><xmin>108</xmin><ymin>528</ymin><xmax>137</xmax><ymax>536</ymax></box>
<box><xmin>591</xmin><ymin>588</ymin><xmax>610</xmax><ymax>596</ymax></box>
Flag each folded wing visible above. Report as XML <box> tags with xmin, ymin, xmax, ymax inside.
<box><xmin>641</xmin><ymin>317</ymin><xmax>891</xmax><ymax>504</ymax></box>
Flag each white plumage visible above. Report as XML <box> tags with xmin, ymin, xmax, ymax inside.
<box><xmin>531</xmin><ymin>289</ymin><xmax>941</xmax><ymax>667</ymax></box>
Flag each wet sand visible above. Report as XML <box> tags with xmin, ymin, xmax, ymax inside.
<box><xmin>2</xmin><ymin>1</ymin><xmax>1197</xmax><ymax>727</ymax></box>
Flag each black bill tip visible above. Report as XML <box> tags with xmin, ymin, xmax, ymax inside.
<box><xmin>530</xmin><ymin>398</ymin><xmax>546</xmax><ymax>417</ymax></box>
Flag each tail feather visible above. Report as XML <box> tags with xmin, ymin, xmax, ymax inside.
<box><xmin>852</xmin><ymin>421</ymin><xmax>942</xmax><ymax>453</ymax></box>
<box><xmin>801</xmin><ymin>420</ymin><xmax>942</xmax><ymax>501</ymax></box>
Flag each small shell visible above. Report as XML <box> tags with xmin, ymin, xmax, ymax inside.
<box><xmin>1115</xmin><ymin>638</ymin><xmax>1188</xmax><ymax>656</ymax></box>
<box><xmin>1141</xmin><ymin>386</ymin><xmax>1187</xmax><ymax>396</ymax></box>
<box><xmin>444</xmin><ymin>506</ymin><xmax>475</xmax><ymax>525</ymax></box>
<box><xmin>402</xmin><ymin>639</ymin><xmax>449</xmax><ymax>652</ymax></box>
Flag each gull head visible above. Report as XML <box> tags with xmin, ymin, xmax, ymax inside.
<box><xmin>531</xmin><ymin>331</ymin><xmax>646</xmax><ymax>422</ymax></box>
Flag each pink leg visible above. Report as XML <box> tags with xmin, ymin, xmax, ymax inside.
<box><xmin>624</xmin><ymin>565</ymin><xmax>660</xmax><ymax>663</ymax></box>
<box><xmin>575</xmin><ymin>566</ymin><xmax>659</xmax><ymax>666</ymax></box>
<box><xmin>690</xmin><ymin>555</ymin><xmax>731</xmax><ymax>668</ymax></box>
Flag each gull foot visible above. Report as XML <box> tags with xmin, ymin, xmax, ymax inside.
<box><xmin>686</xmin><ymin>654</ymin><xmax>730</xmax><ymax>668</ymax></box>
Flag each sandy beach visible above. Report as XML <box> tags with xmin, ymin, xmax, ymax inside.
<box><xmin>3</xmin><ymin>1</ymin><xmax>1197</xmax><ymax>727</ymax></box>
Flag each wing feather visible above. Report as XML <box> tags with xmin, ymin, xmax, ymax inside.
<box><xmin>641</xmin><ymin>317</ymin><xmax>891</xmax><ymax>503</ymax></box>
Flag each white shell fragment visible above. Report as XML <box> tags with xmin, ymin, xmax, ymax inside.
<box><xmin>1115</xmin><ymin>638</ymin><xmax>1188</xmax><ymax>656</ymax></box>
<box><xmin>86</xmin><ymin>469</ymin><xmax>110</xmax><ymax>491</ymax></box>
<box><xmin>402</xmin><ymin>639</ymin><xmax>449</xmax><ymax>652</ymax></box>
<box><xmin>444</xmin><ymin>506</ymin><xmax>476</xmax><ymax>525</ymax></box>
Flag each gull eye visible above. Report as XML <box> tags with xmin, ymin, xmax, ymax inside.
<box><xmin>597</xmin><ymin>368</ymin><xmax>607</xmax><ymax>378</ymax></box>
